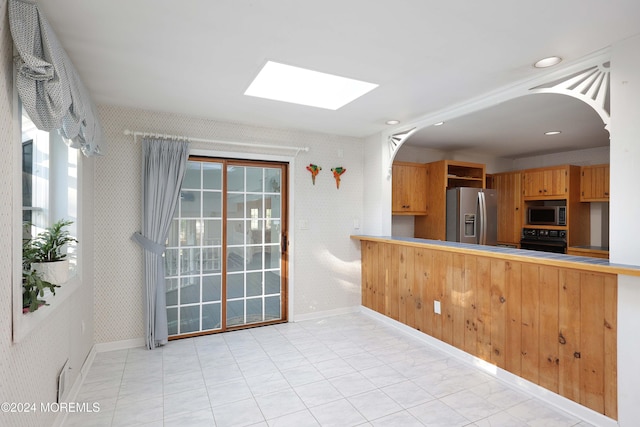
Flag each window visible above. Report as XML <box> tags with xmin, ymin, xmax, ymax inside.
<box><xmin>21</xmin><ymin>104</ymin><xmax>78</xmax><ymax>267</ymax></box>
<box><xmin>13</xmin><ymin>101</ymin><xmax>81</xmax><ymax>342</ymax></box>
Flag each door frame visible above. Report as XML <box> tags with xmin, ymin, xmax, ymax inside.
<box><xmin>189</xmin><ymin>148</ymin><xmax>297</xmax><ymax>323</ymax></box>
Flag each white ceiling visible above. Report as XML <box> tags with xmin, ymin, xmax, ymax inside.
<box><xmin>39</xmin><ymin>1</ymin><xmax>640</xmax><ymax>158</ymax></box>
<box><xmin>405</xmin><ymin>93</ymin><xmax>611</xmax><ymax>158</ymax></box>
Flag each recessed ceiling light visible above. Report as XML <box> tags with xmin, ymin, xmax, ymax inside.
<box><xmin>245</xmin><ymin>61</ymin><xmax>378</xmax><ymax>110</ymax></box>
<box><xmin>386</xmin><ymin>120</ymin><xmax>400</xmax><ymax>125</ymax></box>
<box><xmin>534</xmin><ymin>56</ymin><xmax>562</xmax><ymax>68</ymax></box>
<box><xmin>545</xmin><ymin>130</ymin><xmax>561</xmax><ymax>135</ymax></box>
<box><xmin>433</xmin><ymin>121</ymin><xmax>445</xmax><ymax>126</ymax></box>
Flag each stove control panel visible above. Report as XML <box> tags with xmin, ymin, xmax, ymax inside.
<box><xmin>521</xmin><ymin>228</ymin><xmax>567</xmax><ymax>241</ymax></box>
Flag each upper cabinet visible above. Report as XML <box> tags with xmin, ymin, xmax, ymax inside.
<box><xmin>391</xmin><ymin>162</ymin><xmax>427</xmax><ymax>215</ymax></box>
<box><xmin>445</xmin><ymin>161</ymin><xmax>485</xmax><ymax>189</ymax></box>
<box><xmin>580</xmin><ymin>164</ymin><xmax>610</xmax><ymax>202</ymax></box>
<box><xmin>522</xmin><ymin>165</ymin><xmax>569</xmax><ymax>199</ymax></box>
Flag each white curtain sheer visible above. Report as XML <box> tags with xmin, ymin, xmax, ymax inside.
<box><xmin>8</xmin><ymin>0</ymin><xmax>104</xmax><ymax>156</ymax></box>
<box><xmin>132</xmin><ymin>138</ymin><xmax>190</xmax><ymax>349</ymax></box>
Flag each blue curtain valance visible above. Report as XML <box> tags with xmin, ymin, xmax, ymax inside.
<box><xmin>9</xmin><ymin>0</ymin><xmax>105</xmax><ymax>156</ymax></box>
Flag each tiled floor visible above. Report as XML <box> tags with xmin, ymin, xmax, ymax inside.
<box><xmin>64</xmin><ymin>312</ymin><xmax>594</xmax><ymax>427</ymax></box>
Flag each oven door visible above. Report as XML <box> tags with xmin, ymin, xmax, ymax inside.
<box><xmin>520</xmin><ymin>239</ymin><xmax>567</xmax><ymax>254</ymax></box>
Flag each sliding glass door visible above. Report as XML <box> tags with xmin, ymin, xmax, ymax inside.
<box><xmin>165</xmin><ymin>157</ymin><xmax>288</xmax><ymax>337</ymax></box>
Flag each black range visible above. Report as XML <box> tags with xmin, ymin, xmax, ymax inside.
<box><xmin>520</xmin><ymin>228</ymin><xmax>567</xmax><ymax>254</ymax></box>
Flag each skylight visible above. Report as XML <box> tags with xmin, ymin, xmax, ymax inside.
<box><xmin>244</xmin><ymin>61</ymin><xmax>378</xmax><ymax>110</ymax></box>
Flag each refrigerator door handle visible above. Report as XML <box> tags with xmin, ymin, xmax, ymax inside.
<box><xmin>478</xmin><ymin>191</ymin><xmax>487</xmax><ymax>245</ymax></box>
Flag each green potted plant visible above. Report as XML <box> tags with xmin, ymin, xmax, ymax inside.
<box><xmin>22</xmin><ymin>269</ymin><xmax>59</xmax><ymax>313</ymax></box>
<box><xmin>22</xmin><ymin>235</ymin><xmax>59</xmax><ymax>312</ymax></box>
<box><xmin>29</xmin><ymin>219</ymin><xmax>77</xmax><ymax>284</ymax></box>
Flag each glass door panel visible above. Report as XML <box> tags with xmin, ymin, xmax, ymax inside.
<box><xmin>225</xmin><ymin>164</ymin><xmax>284</xmax><ymax>328</ymax></box>
<box><xmin>166</xmin><ymin>158</ymin><xmax>287</xmax><ymax>338</ymax></box>
<box><xmin>166</xmin><ymin>161</ymin><xmax>223</xmax><ymax>336</ymax></box>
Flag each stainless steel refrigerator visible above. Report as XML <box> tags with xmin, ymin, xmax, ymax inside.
<box><xmin>446</xmin><ymin>187</ymin><xmax>497</xmax><ymax>245</ymax></box>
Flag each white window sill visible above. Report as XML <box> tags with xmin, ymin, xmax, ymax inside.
<box><xmin>13</xmin><ymin>273</ymin><xmax>80</xmax><ymax>343</ymax></box>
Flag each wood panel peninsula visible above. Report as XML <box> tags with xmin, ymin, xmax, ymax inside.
<box><xmin>352</xmin><ymin>235</ymin><xmax>640</xmax><ymax>421</ymax></box>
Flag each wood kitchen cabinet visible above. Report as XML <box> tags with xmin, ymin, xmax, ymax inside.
<box><xmin>492</xmin><ymin>170</ymin><xmax>522</xmax><ymax>246</ymax></box>
<box><xmin>392</xmin><ymin>162</ymin><xmax>427</xmax><ymax>215</ymax></box>
<box><xmin>522</xmin><ymin>165</ymin><xmax>569</xmax><ymax>199</ymax></box>
<box><xmin>414</xmin><ymin>160</ymin><xmax>485</xmax><ymax>240</ymax></box>
<box><xmin>580</xmin><ymin>164</ymin><xmax>610</xmax><ymax>201</ymax></box>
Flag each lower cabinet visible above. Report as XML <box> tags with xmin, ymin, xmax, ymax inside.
<box><xmin>360</xmin><ymin>240</ymin><xmax>618</xmax><ymax>420</ymax></box>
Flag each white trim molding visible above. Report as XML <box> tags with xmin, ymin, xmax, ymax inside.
<box><xmin>530</xmin><ymin>61</ymin><xmax>611</xmax><ymax>129</ymax></box>
<box><xmin>387</xmin><ymin>127</ymin><xmax>417</xmax><ymax>162</ymax></box>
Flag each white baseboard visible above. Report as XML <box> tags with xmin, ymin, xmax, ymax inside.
<box><xmin>292</xmin><ymin>305</ymin><xmax>360</xmax><ymax>322</ymax></box>
<box><xmin>52</xmin><ymin>338</ymin><xmax>144</xmax><ymax>427</ymax></box>
<box><xmin>51</xmin><ymin>345</ymin><xmax>97</xmax><ymax>427</ymax></box>
<box><xmin>360</xmin><ymin>306</ymin><xmax>617</xmax><ymax>427</ymax></box>
<box><xmin>94</xmin><ymin>337</ymin><xmax>145</xmax><ymax>353</ymax></box>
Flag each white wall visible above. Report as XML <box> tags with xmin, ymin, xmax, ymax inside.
<box><xmin>93</xmin><ymin>106</ymin><xmax>365</xmax><ymax>343</ymax></box>
<box><xmin>394</xmin><ymin>144</ymin><xmax>515</xmax><ymax>173</ymax></box>
<box><xmin>513</xmin><ymin>145</ymin><xmax>610</xmax><ymax>170</ymax></box>
<box><xmin>362</xmin><ymin>132</ymin><xmax>389</xmax><ymax>235</ymax></box>
<box><xmin>610</xmin><ymin>33</ymin><xmax>640</xmax><ymax>427</ymax></box>
<box><xmin>392</xmin><ymin>144</ymin><xmax>448</xmax><ymax>163</ymax></box>
<box><xmin>0</xmin><ymin>2</ymin><xmax>95</xmax><ymax>425</ymax></box>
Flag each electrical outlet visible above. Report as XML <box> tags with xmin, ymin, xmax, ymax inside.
<box><xmin>434</xmin><ymin>300</ymin><xmax>441</xmax><ymax>314</ymax></box>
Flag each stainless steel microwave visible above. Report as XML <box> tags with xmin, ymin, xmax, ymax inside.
<box><xmin>527</xmin><ymin>206</ymin><xmax>566</xmax><ymax>226</ymax></box>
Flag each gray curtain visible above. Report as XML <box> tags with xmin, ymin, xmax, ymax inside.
<box><xmin>132</xmin><ymin>138</ymin><xmax>190</xmax><ymax>349</ymax></box>
<box><xmin>8</xmin><ymin>0</ymin><xmax>105</xmax><ymax>156</ymax></box>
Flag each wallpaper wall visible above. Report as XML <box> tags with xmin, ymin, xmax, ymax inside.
<box><xmin>94</xmin><ymin>105</ymin><xmax>365</xmax><ymax>344</ymax></box>
<box><xmin>0</xmin><ymin>1</ymin><xmax>95</xmax><ymax>426</ymax></box>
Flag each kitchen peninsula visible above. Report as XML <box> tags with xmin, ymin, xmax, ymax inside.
<box><xmin>352</xmin><ymin>235</ymin><xmax>640</xmax><ymax>421</ymax></box>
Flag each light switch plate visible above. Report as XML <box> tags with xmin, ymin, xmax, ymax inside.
<box><xmin>434</xmin><ymin>300</ymin><xmax>441</xmax><ymax>314</ymax></box>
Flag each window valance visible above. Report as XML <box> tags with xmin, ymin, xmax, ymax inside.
<box><xmin>9</xmin><ymin>0</ymin><xmax>105</xmax><ymax>156</ymax></box>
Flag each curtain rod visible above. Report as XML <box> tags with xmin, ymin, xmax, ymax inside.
<box><xmin>123</xmin><ymin>129</ymin><xmax>310</xmax><ymax>155</ymax></box>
